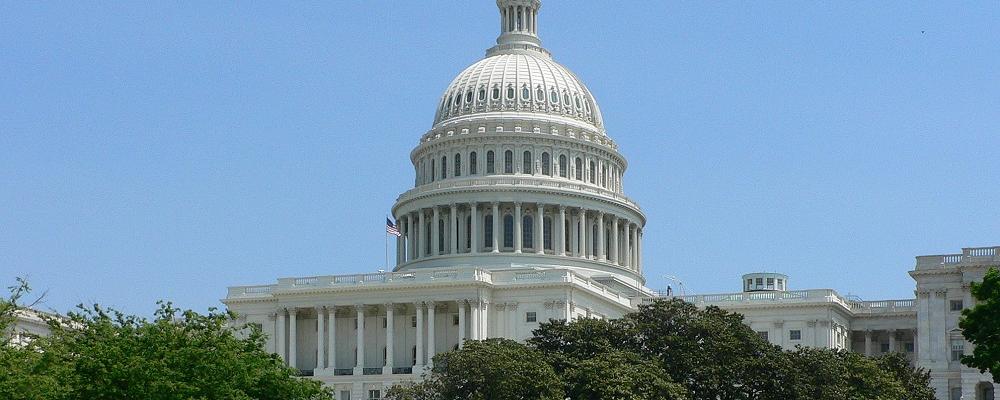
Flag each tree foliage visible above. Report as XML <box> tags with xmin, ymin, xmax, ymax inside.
<box><xmin>0</xmin><ymin>278</ymin><xmax>329</xmax><ymax>400</ymax></box>
<box><xmin>961</xmin><ymin>266</ymin><xmax>1000</xmax><ymax>382</ymax></box>
<box><xmin>386</xmin><ymin>338</ymin><xmax>563</xmax><ymax>400</ymax></box>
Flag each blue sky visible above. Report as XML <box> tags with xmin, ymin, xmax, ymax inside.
<box><xmin>2</xmin><ymin>1</ymin><xmax>998</xmax><ymax>315</ymax></box>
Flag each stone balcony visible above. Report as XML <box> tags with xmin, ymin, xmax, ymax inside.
<box><xmin>914</xmin><ymin>246</ymin><xmax>1000</xmax><ymax>270</ymax></box>
<box><xmin>226</xmin><ymin>267</ymin><xmax>635</xmax><ymax>309</ymax></box>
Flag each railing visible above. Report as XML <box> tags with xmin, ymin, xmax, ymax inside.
<box><xmin>850</xmin><ymin>299</ymin><xmax>916</xmax><ymax>314</ymax></box>
<box><xmin>297</xmin><ymin>369</ymin><xmax>314</xmax><ymax>377</ymax></box>
<box><xmin>915</xmin><ymin>246</ymin><xmax>1000</xmax><ymax>270</ymax></box>
<box><xmin>395</xmin><ymin>175</ymin><xmax>641</xmax><ymax>210</ymax></box>
<box><xmin>392</xmin><ymin>367</ymin><xmax>413</xmax><ymax>375</ymax></box>
<box><xmin>659</xmin><ymin>289</ymin><xmax>853</xmax><ymax>309</ymax></box>
<box><xmin>362</xmin><ymin>368</ymin><xmax>382</xmax><ymax>375</ymax></box>
<box><xmin>333</xmin><ymin>368</ymin><xmax>353</xmax><ymax>376</ymax></box>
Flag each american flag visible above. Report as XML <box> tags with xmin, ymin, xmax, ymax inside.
<box><xmin>385</xmin><ymin>217</ymin><xmax>401</xmax><ymax>237</ymax></box>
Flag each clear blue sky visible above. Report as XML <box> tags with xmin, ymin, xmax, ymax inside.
<box><xmin>2</xmin><ymin>1</ymin><xmax>998</xmax><ymax>316</ymax></box>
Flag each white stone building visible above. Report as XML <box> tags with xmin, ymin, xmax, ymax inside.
<box><xmin>221</xmin><ymin>2</ymin><xmax>998</xmax><ymax>399</ymax></box>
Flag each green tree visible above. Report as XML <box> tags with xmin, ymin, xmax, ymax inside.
<box><xmin>386</xmin><ymin>338</ymin><xmax>563</xmax><ymax>400</ymax></box>
<box><xmin>1</xmin><ymin>278</ymin><xmax>330</xmax><ymax>400</ymax></box>
<box><xmin>961</xmin><ymin>266</ymin><xmax>1000</xmax><ymax>382</ymax></box>
<box><xmin>873</xmin><ymin>352</ymin><xmax>936</xmax><ymax>400</ymax></box>
<box><xmin>562</xmin><ymin>350</ymin><xmax>686</xmax><ymax>400</ymax></box>
<box><xmin>621</xmin><ymin>299</ymin><xmax>794</xmax><ymax>400</ymax></box>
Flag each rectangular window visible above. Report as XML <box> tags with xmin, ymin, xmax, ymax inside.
<box><xmin>368</xmin><ymin>389</ymin><xmax>381</xmax><ymax>400</ymax></box>
<box><xmin>789</xmin><ymin>330</ymin><xmax>801</xmax><ymax>341</ymax></box>
<box><xmin>880</xmin><ymin>342</ymin><xmax>890</xmax><ymax>353</ymax></box>
<box><xmin>766</xmin><ymin>277</ymin><xmax>774</xmax><ymax>289</ymax></box>
<box><xmin>755</xmin><ymin>278</ymin><xmax>763</xmax><ymax>288</ymax></box>
<box><xmin>905</xmin><ymin>342</ymin><xmax>915</xmax><ymax>352</ymax></box>
<box><xmin>383</xmin><ymin>318</ymin><xmax>387</xmax><ymax>328</ymax></box>
<box><xmin>526</xmin><ymin>311</ymin><xmax>537</xmax><ymax>323</ymax></box>
<box><xmin>453</xmin><ymin>314</ymin><xmax>459</xmax><ymax>325</ymax></box>
<box><xmin>340</xmin><ymin>390</ymin><xmax>351</xmax><ymax>400</ymax></box>
<box><xmin>950</xmin><ymin>300</ymin><xmax>963</xmax><ymax>311</ymax></box>
<box><xmin>757</xmin><ymin>331</ymin><xmax>769</xmax><ymax>341</ymax></box>
<box><xmin>411</xmin><ymin>316</ymin><xmax>417</xmax><ymax>328</ymax></box>
<box><xmin>951</xmin><ymin>340</ymin><xmax>964</xmax><ymax>361</ymax></box>
<box><xmin>354</xmin><ymin>318</ymin><xmax>358</xmax><ymax>329</ymax></box>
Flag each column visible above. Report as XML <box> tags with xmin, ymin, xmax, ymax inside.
<box><xmin>577</xmin><ymin>209</ymin><xmax>587</xmax><ymax>258</ymax></box>
<box><xmin>354</xmin><ymin>305</ymin><xmax>364</xmax><ymax>374</ymax></box>
<box><xmin>864</xmin><ymin>330</ymin><xmax>872</xmax><ymax>356</ymax></box>
<box><xmin>507</xmin><ymin>303</ymin><xmax>518</xmax><ymax>339</ymax></box>
<box><xmin>637</xmin><ymin>229</ymin><xmax>643</xmax><ymax>271</ymax></box>
<box><xmin>427</xmin><ymin>302</ymin><xmax>436</xmax><ymax>367</ymax></box>
<box><xmin>327</xmin><ymin>307</ymin><xmax>336</xmax><ymax>371</ymax></box>
<box><xmin>432</xmin><ymin>207</ymin><xmax>441</xmax><ymax>255</ymax></box>
<box><xmin>557</xmin><ymin>206</ymin><xmax>566</xmax><ymax>256</ymax></box>
<box><xmin>611</xmin><ymin>217</ymin><xmax>619</xmax><ymax>265</ymax></box>
<box><xmin>384</xmin><ymin>303</ymin><xmax>394</xmax><ymax>374</ymax></box>
<box><xmin>396</xmin><ymin>219</ymin><xmax>404</xmax><ymax>266</ymax></box>
<box><xmin>316</xmin><ymin>306</ymin><xmax>326</xmax><ymax>370</ymax></box>
<box><xmin>513</xmin><ymin>202</ymin><xmax>523</xmax><ymax>253</ymax></box>
<box><xmin>535</xmin><ymin>203</ymin><xmax>544</xmax><ymax>253</ymax></box>
<box><xmin>888</xmin><ymin>329</ymin><xmax>896</xmax><ymax>353</ymax></box>
<box><xmin>288</xmin><ymin>309</ymin><xmax>297</xmax><ymax>370</ymax></box>
<box><xmin>481</xmin><ymin>301</ymin><xmax>490</xmax><ymax>339</ymax></box>
<box><xmin>415</xmin><ymin>302</ymin><xmax>425</xmax><ymax>368</ymax></box>
<box><xmin>406</xmin><ymin>214</ymin><xmax>415</xmax><ymax>261</ymax></box>
<box><xmin>450</xmin><ymin>204</ymin><xmax>458</xmax><ymax>254</ymax></box>
<box><xmin>276</xmin><ymin>309</ymin><xmax>286</xmax><ymax>364</ymax></box>
<box><xmin>597</xmin><ymin>212</ymin><xmax>606</xmax><ymax>261</ymax></box>
<box><xmin>470</xmin><ymin>300</ymin><xmax>480</xmax><ymax>340</ymax></box>
<box><xmin>458</xmin><ymin>300</ymin><xmax>467</xmax><ymax>348</ymax></box>
<box><xmin>632</xmin><ymin>226</ymin><xmax>639</xmax><ymax>270</ymax></box>
<box><xmin>470</xmin><ymin>202</ymin><xmax>478</xmax><ymax>254</ymax></box>
<box><xmin>623</xmin><ymin>222</ymin><xmax>631</xmax><ymax>268</ymax></box>
<box><xmin>418</xmin><ymin>211</ymin><xmax>426</xmax><ymax>257</ymax></box>
<box><xmin>491</xmin><ymin>202</ymin><xmax>500</xmax><ymax>252</ymax></box>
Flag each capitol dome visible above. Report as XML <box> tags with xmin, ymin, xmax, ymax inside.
<box><xmin>432</xmin><ymin>53</ymin><xmax>605</xmax><ymax>134</ymax></box>
<box><xmin>392</xmin><ymin>0</ymin><xmax>646</xmax><ymax>292</ymax></box>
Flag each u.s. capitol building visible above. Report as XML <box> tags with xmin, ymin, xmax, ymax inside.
<box><xmin>221</xmin><ymin>2</ymin><xmax>998</xmax><ymax>399</ymax></box>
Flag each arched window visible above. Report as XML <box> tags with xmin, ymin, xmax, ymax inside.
<box><xmin>543</xmin><ymin>217</ymin><xmax>553</xmax><ymax>250</ymax></box>
<box><xmin>438</xmin><ymin>219</ymin><xmax>446</xmax><ymax>253</ymax></box>
<box><xmin>536</xmin><ymin>86</ymin><xmax>545</xmax><ymax>103</ymax></box>
<box><xmin>431</xmin><ymin>159</ymin><xmax>436</xmax><ymax>182</ymax></box>
<box><xmin>602</xmin><ymin>165</ymin><xmax>607</xmax><ymax>187</ymax></box>
<box><xmin>559</xmin><ymin>155</ymin><xmax>567</xmax><ymax>178</ymax></box>
<box><xmin>465</xmin><ymin>90</ymin><xmax>473</xmax><ymax>104</ymax></box>
<box><xmin>564</xmin><ymin>220</ymin><xmax>571</xmax><ymax>252</ymax></box>
<box><xmin>503</xmin><ymin>214</ymin><xmax>514</xmax><ymax>248</ymax></box>
<box><xmin>575</xmin><ymin>158</ymin><xmax>583</xmax><ymax>180</ymax></box>
<box><xmin>506</xmin><ymin>85</ymin><xmax>515</xmax><ymax>100</ymax></box>
<box><xmin>522</xmin><ymin>151</ymin><xmax>532</xmax><ymax>174</ymax></box>
<box><xmin>589</xmin><ymin>161</ymin><xmax>596</xmax><ymax>183</ymax></box>
<box><xmin>504</xmin><ymin>150</ymin><xmax>513</xmax><ymax>174</ymax></box>
<box><xmin>465</xmin><ymin>216</ymin><xmax>472</xmax><ymax>251</ymax></box>
<box><xmin>562</xmin><ymin>91</ymin><xmax>570</xmax><ymax>106</ymax></box>
<box><xmin>470</xmin><ymin>152</ymin><xmax>478</xmax><ymax>175</ymax></box>
<box><xmin>605</xmin><ymin>228</ymin><xmax>612</xmax><ymax>256</ymax></box>
<box><xmin>492</xmin><ymin>85</ymin><xmax>500</xmax><ymax>100</ymax></box>
<box><xmin>523</xmin><ymin>215</ymin><xmax>533</xmax><ymax>249</ymax></box>
<box><xmin>484</xmin><ymin>215</ymin><xmax>494</xmax><ymax>248</ymax></box>
<box><xmin>454</xmin><ymin>93</ymin><xmax>461</xmax><ymax>106</ymax></box>
<box><xmin>487</xmin><ymin>151</ymin><xmax>495</xmax><ymax>174</ymax></box>
<box><xmin>574</xmin><ymin>95</ymin><xmax>582</xmax><ymax>109</ymax></box>
<box><xmin>441</xmin><ymin>156</ymin><xmax>447</xmax><ymax>179</ymax></box>
<box><xmin>454</xmin><ymin>153</ymin><xmax>461</xmax><ymax>177</ymax></box>
<box><xmin>549</xmin><ymin>89</ymin><xmax>558</xmax><ymax>104</ymax></box>
<box><xmin>424</xmin><ymin>221</ymin><xmax>432</xmax><ymax>255</ymax></box>
<box><xmin>591</xmin><ymin>224</ymin><xmax>598</xmax><ymax>257</ymax></box>
<box><xmin>478</xmin><ymin>88</ymin><xmax>486</xmax><ymax>101</ymax></box>
<box><xmin>541</xmin><ymin>152</ymin><xmax>551</xmax><ymax>176</ymax></box>
<box><xmin>522</xmin><ymin>85</ymin><xmax>530</xmax><ymax>100</ymax></box>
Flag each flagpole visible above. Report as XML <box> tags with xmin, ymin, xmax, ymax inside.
<box><xmin>384</xmin><ymin>229</ymin><xmax>389</xmax><ymax>271</ymax></box>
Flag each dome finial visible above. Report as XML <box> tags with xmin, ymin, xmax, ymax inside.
<box><xmin>488</xmin><ymin>0</ymin><xmax>547</xmax><ymax>57</ymax></box>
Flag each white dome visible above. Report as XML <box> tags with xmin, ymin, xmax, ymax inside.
<box><xmin>431</xmin><ymin>51</ymin><xmax>605</xmax><ymax>134</ymax></box>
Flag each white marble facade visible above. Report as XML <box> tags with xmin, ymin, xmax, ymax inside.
<box><xmin>222</xmin><ymin>1</ymin><xmax>998</xmax><ymax>399</ymax></box>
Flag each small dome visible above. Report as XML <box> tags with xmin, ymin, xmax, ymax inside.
<box><xmin>430</xmin><ymin>11</ymin><xmax>605</xmax><ymax>134</ymax></box>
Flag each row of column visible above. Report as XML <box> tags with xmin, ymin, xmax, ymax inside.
<box><xmin>501</xmin><ymin>3</ymin><xmax>537</xmax><ymax>35</ymax></box>
<box><xmin>395</xmin><ymin>203</ymin><xmax>642</xmax><ymax>268</ymax></box>
<box><xmin>860</xmin><ymin>329</ymin><xmax>914</xmax><ymax>356</ymax></box>
<box><xmin>273</xmin><ymin>300</ymin><xmax>493</xmax><ymax>373</ymax></box>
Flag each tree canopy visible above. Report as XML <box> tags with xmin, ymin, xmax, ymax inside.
<box><xmin>390</xmin><ymin>298</ymin><xmax>935</xmax><ymax>400</ymax></box>
<box><xmin>0</xmin><ymin>278</ymin><xmax>329</xmax><ymax>400</ymax></box>
<box><xmin>961</xmin><ymin>266</ymin><xmax>1000</xmax><ymax>382</ymax></box>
